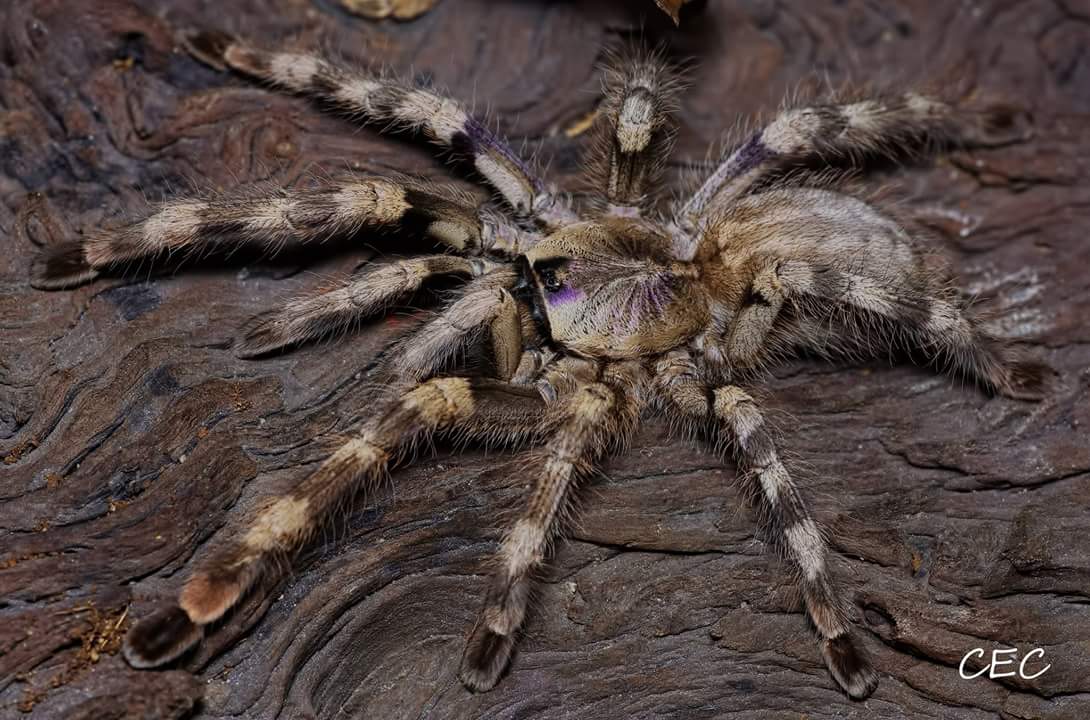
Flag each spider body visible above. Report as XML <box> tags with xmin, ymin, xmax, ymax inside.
<box><xmin>29</xmin><ymin>30</ymin><xmax>1049</xmax><ymax>700</ymax></box>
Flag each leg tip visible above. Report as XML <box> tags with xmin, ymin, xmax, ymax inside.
<box><xmin>1001</xmin><ymin>360</ymin><xmax>1055</xmax><ymax>401</ymax></box>
<box><xmin>458</xmin><ymin>624</ymin><xmax>516</xmax><ymax>693</ymax></box>
<box><xmin>29</xmin><ymin>241</ymin><xmax>99</xmax><ymax>290</ymax></box>
<box><xmin>122</xmin><ymin>605</ymin><xmax>203</xmax><ymax>669</ymax></box>
<box><xmin>234</xmin><ymin>312</ymin><xmax>291</xmax><ymax>358</ymax></box>
<box><xmin>823</xmin><ymin>634</ymin><xmax>879</xmax><ymax>700</ymax></box>
<box><xmin>179</xmin><ymin>570</ymin><xmax>245</xmax><ymax>625</ymax></box>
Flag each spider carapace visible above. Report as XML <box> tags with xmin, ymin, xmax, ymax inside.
<box><xmin>31</xmin><ymin>30</ymin><xmax>1049</xmax><ymax>699</ymax></box>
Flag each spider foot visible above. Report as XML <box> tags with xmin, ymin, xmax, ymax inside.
<box><xmin>458</xmin><ymin>622</ymin><xmax>516</xmax><ymax>693</ymax></box>
<box><xmin>822</xmin><ymin>634</ymin><xmax>879</xmax><ymax>700</ymax></box>
<box><xmin>999</xmin><ymin>360</ymin><xmax>1054</xmax><ymax>401</ymax></box>
<box><xmin>29</xmin><ymin>241</ymin><xmax>98</xmax><ymax>290</ymax></box>
<box><xmin>235</xmin><ymin>311</ymin><xmax>296</xmax><ymax>358</ymax></box>
<box><xmin>122</xmin><ymin>605</ymin><xmax>203</xmax><ymax>669</ymax></box>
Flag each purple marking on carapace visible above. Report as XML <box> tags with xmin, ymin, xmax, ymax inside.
<box><xmin>546</xmin><ymin>284</ymin><xmax>585</xmax><ymax>306</ymax></box>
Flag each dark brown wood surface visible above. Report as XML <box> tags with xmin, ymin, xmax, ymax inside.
<box><xmin>3</xmin><ymin>1</ymin><xmax>1089</xmax><ymax>718</ymax></box>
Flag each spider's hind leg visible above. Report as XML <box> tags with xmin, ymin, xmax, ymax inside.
<box><xmin>655</xmin><ymin>352</ymin><xmax>879</xmax><ymax>699</ymax></box>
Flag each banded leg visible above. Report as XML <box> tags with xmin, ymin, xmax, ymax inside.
<box><xmin>654</xmin><ymin>352</ymin><xmax>878</xmax><ymax>699</ymax></box>
<box><xmin>459</xmin><ymin>361</ymin><xmax>646</xmax><ymax>691</ymax></box>
<box><xmin>775</xmin><ymin>260</ymin><xmax>1048</xmax><ymax>399</ymax></box>
<box><xmin>679</xmin><ymin>93</ymin><xmax>1022</xmax><ymax>231</ymax></box>
<box><xmin>30</xmin><ymin>177</ymin><xmax>491</xmax><ymax>290</ymax></box>
<box><xmin>122</xmin><ymin>375</ymin><xmax>560</xmax><ymax>670</ymax></box>
<box><xmin>236</xmin><ymin>255</ymin><xmax>493</xmax><ymax>357</ymax></box>
<box><xmin>187</xmin><ymin>31</ymin><xmax>575</xmax><ymax>227</ymax></box>
<box><xmin>591</xmin><ymin>48</ymin><xmax>681</xmax><ymax>214</ymax></box>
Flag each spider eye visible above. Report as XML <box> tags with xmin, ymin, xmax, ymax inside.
<box><xmin>539</xmin><ymin>268</ymin><xmax>563</xmax><ymax>293</ymax></box>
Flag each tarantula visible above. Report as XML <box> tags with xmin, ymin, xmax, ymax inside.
<box><xmin>30</xmin><ymin>31</ymin><xmax>1047</xmax><ymax>699</ymax></box>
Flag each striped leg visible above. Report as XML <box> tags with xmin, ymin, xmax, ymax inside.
<box><xmin>122</xmin><ymin>375</ymin><xmax>558</xmax><ymax>670</ymax></box>
<box><xmin>236</xmin><ymin>255</ymin><xmax>494</xmax><ymax>357</ymax></box>
<box><xmin>654</xmin><ymin>352</ymin><xmax>877</xmax><ymax>699</ymax></box>
<box><xmin>679</xmin><ymin>93</ymin><xmax>1020</xmax><ymax>230</ymax></box>
<box><xmin>30</xmin><ymin>177</ymin><xmax>496</xmax><ymax>289</ymax></box>
<box><xmin>591</xmin><ymin>47</ymin><xmax>681</xmax><ymax>214</ymax></box>
<box><xmin>459</xmin><ymin>361</ymin><xmax>646</xmax><ymax>692</ymax></box>
<box><xmin>776</xmin><ymin>260</ymin><xmax>1049</xmax><ymax>399</ymax></box>
<box><xmin>186</xmin><ymin>31</ymin><xmax>575</xmax><ymax>227</ymax></box>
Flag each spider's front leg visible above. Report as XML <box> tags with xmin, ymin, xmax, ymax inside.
<box><xmin>186</xmin><ymin>32</ymin><xmax>575</xmax><ymax>228</ymax></box>
<box><xmin>30</xmin><ymin>176</ymin><xmax>498</xmax><ymax>290</ymax></box>
<box><xmin>459</xmin><ymin>360</ymin><xmax>647</xmax><ymax>691</ymax></box>
<box><xmin>654</xmin><ymin>351</ymin><xmax>879</xmax><ymax>699</ymax></box>
<box><xmin>122</xmin><ymin>372</ymin><xmax>558</xmax><ymax>669</ymax></box>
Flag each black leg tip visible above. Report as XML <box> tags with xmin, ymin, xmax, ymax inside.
<box><xmin>1001</xmin><ymin>360</ymin><xmax>1054</xmax><ymax>401</ymax></box>
<box><xmin>823</xmin><ymin>634</ymin><xmax>879</xmax><ymax>700</ymax></box>
<box><xmin>458</xmin><ymin>624</ymin><xmax>516</xmax><ymax>693</ymax></box>
<box><xmin>29</xmin><ymin>241</ymin><xmax>99</xmax><ymax>290</ymax></box>
<box><xmin>122</xmin><ymin>605</ymin><xmax>203</xmax><ymax>669</ymax></box>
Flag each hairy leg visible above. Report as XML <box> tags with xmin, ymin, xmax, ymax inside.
<box><xmin>30</xmin><ymin>177</ymin><xmax>500</xmax><ymax>289</ymax></box>
<box><xmin>459</xmin><ymin>360</ymin><xmax>646</xmax><ymax>691</ymax></box>
<box><xmin>589</xmin><ymin>47</ymin><xmax>681</xmax><ymax>214</ymax></box>
<box><xmin>678</xmin><ymin>93</ymin><xmax>1022</xmax><ymax>233</ymax></box>
<box><xmin>187</xmin><ymin>31</ymin><xmax>575</xmax><ymax>227</ymax></box>
<box><xmin>772</xmin><ymin>259</ymin><xmax>1048</xmax><ymax>399</ymax></box>
<box><xmin>122</xmin><ymin>375</ymin><xmax>558</xmax><ymax>669</ymax></box>
<box><xmin>236</xmin><ymin>255</ymin><xmax>496</xmax><ymax>357</ymax></box>
<box><xmin>654</xmin><ymin>351</ymin><xmax>878</xmax><ymax>699</ymax></box>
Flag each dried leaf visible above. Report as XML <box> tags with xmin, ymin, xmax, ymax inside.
<box><xmin>339</xmin><ymin>0</ymin><xmax>441</xmax><ymax>21</ymax></box>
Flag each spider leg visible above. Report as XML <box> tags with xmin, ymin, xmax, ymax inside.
<box><xmin>122</xmin><ymin>375</ymin><xmax>559</xmax><ymax>670</ymax></box>
<box><xmin>654</xmin><ymin>351</ymin><xmax>878</xmax><ymax>699</ymax></box>
<box><xmin>385</xmin><ymin>266</ymin><xmax>527</xmax><ymax>382</ymax></box>
<box><xmin>236</xmin><ymin>255</ymin><xmax>495</xmax><ymax>357</ymax></box>
<box><xmin>30</xmin><ymin>177</ymin><xmax>511</xmax><ymax>289</ymax></box>
<box><xmin>772</xmin><ymin>259</ymin><xmax>1048</xmax><ymax>399</ymax></box>
<box><xmin>678</xmin><ymin>93</ymin><xmax>1021</xmax><ymax>232</ymax></box>
<box><xmin>186</xmin><ymin>31</ymin><xmax>575</xmax><ymax>228</ymax></box>
<box><xmin>459</xmin><ymin>360</ymin><xmax>646</xmax><ymax>692</ymax></box>
<box><xmin>589</xmin><ymin>47</ymin><xmax>681</xmax><ymax>215</ymax></box>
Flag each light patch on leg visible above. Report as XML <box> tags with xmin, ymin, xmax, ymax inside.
<box><xmin>617</xmin><ymin>93</ymin><xmax>655</xmax><ymax>153</ymax></box>
<box><xmin>713</xmin><ymin>386</ymin><xmax>761</xmax><ymax>442</ymax></box>
<box><xmin>427</xmin><ymin>219</ymin><xmax>474</xmax><ymax>250</ymax></box>
<box><xmin>925</xmin><ymin>301</ymin><xmax>967</xmax><ymax>334</ymax></box>
<box><xmin>246</xmin><ymin>197</ymin><xmax>296</xmax><ymax>234</ymax></box>
<box><xmin>474</xmin><ymin>154</ymin><xmax>532</xmax><ymax>215</ymax></box>
<box><xmin>759</xmin><ymin>457</ymin><xmax>788</xmax><ymax>506</ymax></box>
<box><xmin>843</xmin><ymin>274</ymin><xmax>895</xmax><ymax>316</ymax></box>
<box><xmin>905</xmin><ymin>92</ymin><xmax>943</xmax><ymax>117</ymax></box>
<box><xmin>269</xmin><ymin>53</ymin><xmax>321</xmax><ymax>89</ymax></box>
<box><xmin>786</xmin><ymin>519</ymin><xmax>826</xmax><ymax>581</ymax></box>
<box><xmin>334</xmin><ymin>181</ymin><xmax>409</xmax><ymax>224</ymax></box>
<box><xmin>763</xmin><ymin>109</ymin><xmax>824</xmax><ymax>154</ymax></box>
<box><xmin>407</xmin><ymin>377</ymin><xmax>475</xmax><ymax>426</ymax></box>
<box><xmin>243</xmin><ymin>496</ymin><xmax>311</xmax><ymax>552</ymax></box>
<box><xmin>337</xmin><ymin>436</ymin><xmax>386</xmax><ymax>467</ymax></box>
<box><xmin>843</xmin><ymin>100</ymin><xmax>885</xmax><ymax>131</ymax></box>
<box><xmin>140</xmin><ymin>202</ymin><xmax>205</xmax><ymax>252</ymax></box>
<box><xmin>335</xmin><ymin>77</ymin><xmax>381</xmax><ymax>112</ymax></box>
<box><xmin>502</xmin><ymin>519</ymin><xmax>545</xmax><ymax>577</ymax></box>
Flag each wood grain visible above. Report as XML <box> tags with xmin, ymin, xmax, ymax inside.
<box><xmin>2</xmin><ymin>1</ymin><xmax>1089</xmax><ymax>718</ymax></box>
